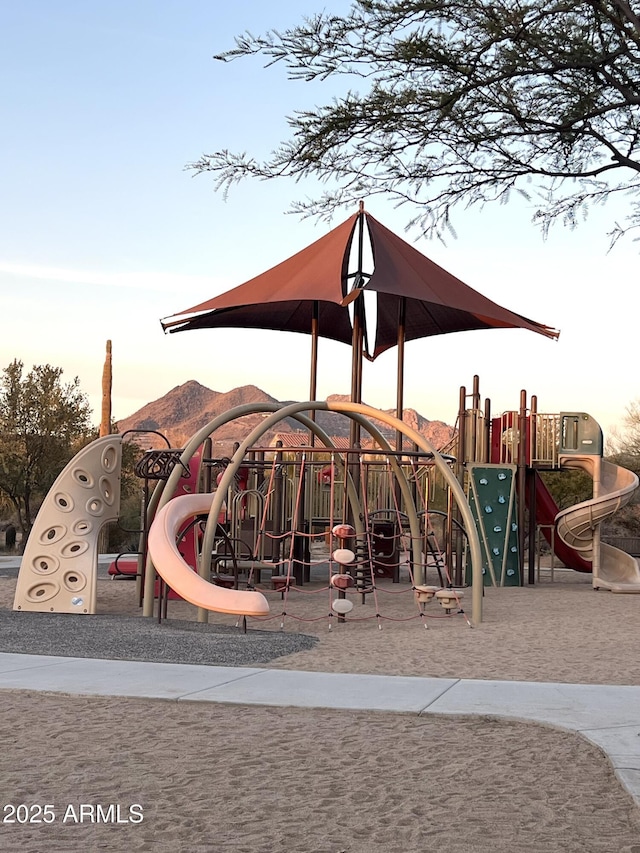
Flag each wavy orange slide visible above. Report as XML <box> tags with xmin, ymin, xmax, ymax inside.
<box><xmin>147</xmin><ymin>492</ymin><xmax>269</xmax><ymax>616</ymax></box>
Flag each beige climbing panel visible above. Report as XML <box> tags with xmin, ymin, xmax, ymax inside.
<box><xmin>13</xmin><ymin>435</ymin><xmax>122</xmax><ymax>614</ymax></box>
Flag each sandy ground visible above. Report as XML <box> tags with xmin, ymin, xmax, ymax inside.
<box><xmin>1</xmin><ymin>569</ymin><xmax>639</xmax><ymax>852</ymax></box>
<box><xmin>7</xmin><ymin>568</ymin><xmax>634</xmax><ymax>685</ymax></box>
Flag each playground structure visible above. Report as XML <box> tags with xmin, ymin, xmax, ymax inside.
<box><xmin>14</xmin><ymin>206</ymin><xmax>637</xmax><ymax>631</ymax></box>
<box><xmin>142</xmin><ymin>400</ymin><xmax>482</xmax><ymax>625</ymax></box>
<box><xmin>12</xmin><ymin>379</ymin><xmax>640</xmax><ymax>629</ymax></box>
<box><xmin>460</xmin><ymin>381</ymin><xmax>640</xmax><ymax>592</ymax></box>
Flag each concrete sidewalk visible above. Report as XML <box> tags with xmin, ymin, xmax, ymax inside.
<box><xmin>0</xmin><ymin>651</ymin><xmax>638</xmax><ymax>807</ymax></box>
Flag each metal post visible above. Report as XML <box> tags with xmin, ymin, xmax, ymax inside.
<box><xmin>457</xmin><ymin>386</ymin><xmax>467</xmax><ymax>468</ymax></box>
<box><xmin>349</xmin><ymin>203</ymin><xmax>366</xmax><ymax>449</ymax></box>
<box><xmin>528</xmin><ymin>396</ymin><xmax>538</xmax><ymax>581</ymax></box>
<box><xmin>395</xmin><ymin>298</ymin><xmax>406</xmax><ymax>454</ymax></box>
<box><xmin>470</xmin><ymin>374</ymin><xmax>480</xmax><ymax>463</ymax></box>
<box><xmin>309</xmin><ymin>301</ymin><xmax>319</xmax><ymax>446</ymax></box>
<box><xmin>272</xmin><ymin>442</ymin><xmax>284</xmax><ymax>567</ymax></box>
<box><xmin>451</xmin><ymin>385</ymin><xmax>467</xmax><ymax>586</ymax></box>
<box><xmin>483</xmin><ymin>397</ymin><xmax>491</xmax><ymax>464</ymax></box>
<box><xmin>517</xmin><ymin>390</ymin><xmax>529</xmax><ymax>585</ymax></box>
<box><xmin>203</xmin><ymin>438</ymin><xmax>212</xmax><ymax>492</ymax></box>
<box><xmin>292</xmin><ymin>453</ymin><xmax>307</xmax><ymax>584</ymax></box>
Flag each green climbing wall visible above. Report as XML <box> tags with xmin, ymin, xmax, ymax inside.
<box><xmin>466</xmin><ymin>464</ymin><xmax>520</xmax><ymax>587</ymax></box>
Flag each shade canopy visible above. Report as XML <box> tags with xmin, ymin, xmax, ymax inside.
<box><xmin>162</xmin><ymin>209</ymin><xmax>559</xmax><ymax>356</ymax></box>
<box><xmin>163</xmin><ymin>213</ymin><xmax>358</xmax><ymax>347</ymax></box>
<box><xmin>364</xmin><ymin>214</ymin><xmax>559</xmax><ymax>358</ymax></box>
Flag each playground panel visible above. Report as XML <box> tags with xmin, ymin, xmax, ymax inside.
<box><xmin>466</xmin><ymin>464</ymin><xmax>520</xmax><ymax>587</ymax></box>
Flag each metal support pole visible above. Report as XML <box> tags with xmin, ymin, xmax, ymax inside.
<box><xmin>528</xmin><ymin>396</ymin><xmax>538</xmax><ymax>581</ymax></box>
<box><xmin>483</xmin><ymin>397</ymin><xmax>491</xmax><ymax>463</ymax></box>
<box><xmin>309</xmin><ymin>301</ymin><xmax>319</xmax><ymax>446</ymax></box>
<box><xmin>349</xmin><ymin>202</ymin><xmax>367</xmax><ymax>450</ymax></box>
<box><xmin>395</xmin><ymin>298</ymin><xmax>406</xmax><ymax>454</ymax></box>
<box><xmin>272</xmin><ymin>442</ymin><xmax>284</xmax><ymax>568</ymax></box>
<box><xmin>451</xmin><ymin>386</ymin><xmax>467</xmax><ymax>584</ymax></box>
<box><xmin>517</xmin><ymin>390</ymin><xmax>529</xmax><ymax>585</ymax></box>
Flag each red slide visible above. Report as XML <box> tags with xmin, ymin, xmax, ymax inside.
<box><xmin>527</xmin><ymin>471</ymin><xmax>592</xmax><ymax>573</ymax></box>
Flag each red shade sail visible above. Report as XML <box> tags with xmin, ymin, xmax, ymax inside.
<box><xmin>162</xmin><ymin>209</ymin><xmax>559</xmax><ymax>355</ymax></box>
<box><xmin>364</xmin><ymin>213</ymin><xmax>558</xmax><ymax>358</ymax></box>
<box><xmin>163</xmin><ymin>213</ymin><xmax>358</xmax><ymax>346</ymax></box>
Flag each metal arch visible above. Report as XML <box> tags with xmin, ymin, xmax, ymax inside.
<box><xmin>143</xmin><ymin>403</ymin><xmax>364</xmax><ymax>618</ymax></box>
<box><xmin>143</xmin><ymin>400</ymin><xmax>483</xmax><ymax>625</ymax></box>
<box><xmin>188</xmin><ymin>400</ymin><xmax>483</xmax><ymax>625</ymax></box>
<box><xmin>326</xmin><ymin>401</ymin><xmax>482</xmax><ymax>624</ymax></box>
<box><xmin>204</xmin><ymin>404</ymin><xmax>425</xmax><ymax>606</ymax></box>
<box><xmin>197</xmin><ymin>411</ymin><xmax>365</xmax><ymax>622</ymax></box>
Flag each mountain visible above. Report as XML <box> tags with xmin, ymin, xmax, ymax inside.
<box><xmin>116</xmin><ymin>381</ymin><xmax>455</xmax><ymax>454</ymax></box>
<box><xmin>309</xmin><ymin>394</ymin><xmax>455</xmax><ymax>450</ymax></box>
<box><xmin>117</xmin><ymin>381</ymin><xmax>294</xmax><ymax>452</ymax></box>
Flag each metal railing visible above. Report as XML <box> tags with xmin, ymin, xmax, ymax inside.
<box><xmin>493</xmin><ymin>411</ymin><xmax>562</xmax><ymax>468</ymax></box>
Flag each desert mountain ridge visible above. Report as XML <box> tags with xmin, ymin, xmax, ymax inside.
<box><xmin>116</xmin><ymin>380</ymin><xmax>456</xmax><ymax>454</ymax></box>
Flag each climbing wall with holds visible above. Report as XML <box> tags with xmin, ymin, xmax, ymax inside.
<box><xmin>466</xmin><ymin>463</ymin><xmax>520</xmax><ymax>587</ymax></box>
<box><xmin>13</xmin><ymin>435</ymin><xmax>122</xmax><ymax>614</ymax></box>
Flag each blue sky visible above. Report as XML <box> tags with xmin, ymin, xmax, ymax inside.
<box><xmin>1</xmin><ymin>0</ymin><xmax>637</xmax><ymax>440</ymax></box>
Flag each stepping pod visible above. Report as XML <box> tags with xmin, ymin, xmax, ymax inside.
<box><xmin>435</xmin><ymin>588</ymin><xmax>464</xmax><ymax>613</ymax></box>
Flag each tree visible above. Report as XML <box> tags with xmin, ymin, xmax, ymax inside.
<box><xmin>0</xmin><ymin>360</ymin><xmax>93</xmax><ymax>544</ymax></box>
<box><xmin>540</xmin><ymin>469</ymin><xmax>593</xmax><ymax>509</ymax></box>
<box><xmin>604</xmin><ymin>400</ymin><xmax>640</xmax><ymax>534</ymax></box>
<box><xmin>607</xmin><ymin>398</ymin><xmax>640</xmax><ymax>481</ymax></box>
<box><xmin>192</xmin><ymin>0</ymin><xmax>640</xmax><ymax>243</ymax></box>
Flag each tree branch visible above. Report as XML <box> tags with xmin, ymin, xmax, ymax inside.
<box><xmin>198</xmin><ymin>0</ymin><xmax>640</xmax><ymax>241</ymax></box>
